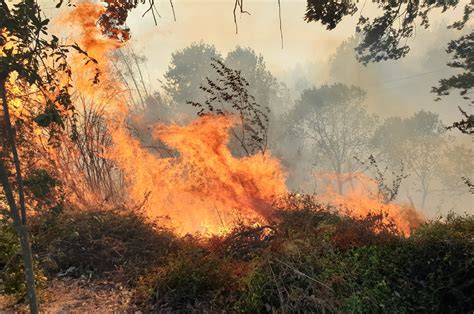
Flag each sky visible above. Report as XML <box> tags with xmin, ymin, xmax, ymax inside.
<box><xmin>122</xmin><ymin>0</ymin><xmax>468</xmax><ymax>73</ymax></box>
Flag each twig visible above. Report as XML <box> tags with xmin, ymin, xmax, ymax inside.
<box><xmin>277</xmin><ymin>0</ymin><xmax>283</xmax><ymax>49</ymax></box>
<box><xmin>170</xmin><ymin>0</ymin><xmax>176</xmax><ymax>21</ymax></box>
<box><xmin>275</xmin><ymin>258</ymin><xmax>334</xmax><ymax>292</ymax></box>
<box><xmin>233</xmin><ymin>0</ymin><xmax>251</xmax><ymax>34</ymax></box>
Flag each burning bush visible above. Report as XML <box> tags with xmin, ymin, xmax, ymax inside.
<box><xmin>2</xmin><ymin>197</ymin><xmax>472</xmax><ymax>312</ymax></box>
<box><xmin>129</xmin><ymin>203</ymin><xmax>473</xmax><ymax>313</ymax></box>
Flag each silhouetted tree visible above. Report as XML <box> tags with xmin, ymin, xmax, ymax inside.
<box><xmin>305</xmin><ymin>0</ymin><xmax>471</xmax><ymax>64</ymax></box>
<box><xmin>225</xmin><ymin>47</ymin><xmax>278</xmax><ymax>111</ymax></box>
<box><xmin>433</xmin><ymin>32</ymin><xmax>473</xmax><ymax>134</ymax></box>
<box><xmin>0</xmin><ymin>0</ymin><xmax>83</xmax><ymax>311</ymax></box>
<box><xmin>306</xmin><ymin>0</ymin><xmax>473</xmax><ymax>138</ymax></box>
<box><xmin>438</xmin><ymin>144</ymin><xmax>474</xmax><ymax>194</ymax></box>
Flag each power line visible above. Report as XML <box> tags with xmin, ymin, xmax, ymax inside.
<box><xmin>368</xmin><ymin>68</ymin><xmax>450</xmax><ymax>87</ymax></box>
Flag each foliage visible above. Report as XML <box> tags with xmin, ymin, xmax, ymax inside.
<box><xmin>433</xmin><ymin>31</ymin><xmax>473</xmax><ymax>135</ymax></box>
<box><xmin>433</xmin><ymin>31</ymin><xmax>473</xmax><ymax>102</ymax></box>
<box><xmin>143</xmin><ymin>244</ymin><xmax>241</xmax><ymax>312</ymax></box>
<box><xmin>438</xmin><ymin>144</ymin><xmax>474</xmax><ymax>194</ymax></box>
<box><xmin>224</xmin><ymin>46</ymin><xmax>279</xmax><ymax>112</ymax></box>
<box><xmin>333</xmin><ymin>214</ymin><xmax>474</xmax><ymax>313</ymax></box>
<box><xmin>3</xmin><ymin>200</ymin><xmax>472</xmax><ymax>312</ymax></box>
<box><xmin>305</xmin><ymin>0</ymin><xmax>470</xmax><ymax>64</ymax></box>
<box><xmin>188</xmin><ymin>58</ymin><xmax>270</xmax><ymax>156</ymax></box>
<box><xmin>30</xmin><ymin>209</ymin><xmax>179</xmax><ymax>283</ymax></box>
<box><xmin>448</xmin><ymin>107</ymin><xmax>474</xmax><ymax>135</ymax></box>
<box><xmin>305</xmin><ymin>0</ymin><xmax>473</xmax><ymax>136</ymax></box>
<box><xmin>372</xmin><ymin>110</ymin><xmax>447</xmax><ymax>208</ymax></box>
<box><xmin>0</xmin><ymin>0</ymin><xmax>97</xmax><ymax>309</ymax></box>
<box><xmin>128</xmin><ymin>196</ymin><xmax>473</xmax><ymax>313</ymax></box>
<box><xmin>304</xmin><ymin>0</ymin><xmax>357</xmax><ymax>30</ymax></box>
<box><xmin>0</xmin><ymin>0</ymin><xmax>97</xmax><ymax>141</ymax></box>
<box><xmin>163</xmin><ymin>42</ymin><xmax>222</xmax><ymax>107</ymax></box>
<box><xmin>23</xmin><ymin>169</ymin><xmax>64</xmax><ymax>214</ymax></box>
<box><xmin>286</xmin><ymin>83</ymin><xmax>376</xmax><ymax>193</ymax></box>
<box><xmin>0</xmin><ymin>216</ymin><xmax>46</xmax><ymax>299</ymax></box>
<box><xmin>356</xmin><ymin>155</ymin><xmax>407</xmax><ymax>203</ymax></box>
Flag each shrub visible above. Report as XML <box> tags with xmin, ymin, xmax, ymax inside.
<box><xmin>139</xmin><ymin>239</ymin><xmax>243</xmax><ymax>312</ymax></box>
<box><xmin>0</xmin><ymin>216</ymin><xmax>46</xmax><ymax>299</ymax></box>
<box><xmin>30</xmin><ymin>209</ymin><xmax>179</xmax><ymax>283</ymax></box>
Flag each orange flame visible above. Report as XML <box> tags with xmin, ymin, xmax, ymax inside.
<box><xmin>316</xmin><ymin>172</ymin><xmax>424</xmax><ymax>235</ymax></box>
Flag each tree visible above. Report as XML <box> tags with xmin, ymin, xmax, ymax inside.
<box><xmin>305</xmin><ymin>0</ymin><xmax>473</xmax><ymax>135</ymax></box>
<box><xmin>188</xmin><ymin>59</ymin><xmax>270</xmax><ymax>156</ymax></box>
<box><xmin>0</xmin><ymin>1</ymin><xmax>67</xmax><ymax>311</ymax></box>
<box><xmin>438</xmin><ymin>144</ymin><xmax>474</xmax><ymax>194</ymax></box>
<box><xmin>372</xmin><ymin>110</ymin><xmax>447</xmax><ymax>209</ymax></box>
<box><xmin>225</xmin><ymin>46</ymin><xmax>292</xmax><ymax>118</ymax></box>
<box><xmin>224</xmin><ymin>47</ymin><xmax>278</xmax><ymax>111</ymax></box>
<box><xmin>433</xmin><ymin>32</ymin><xmax>473</xmax><ymax>134</ymax></box>
<box><xmin>0</xmin><ymin>0</ymin><xmax>97</xmax><ymax>311</ymax></box>
<box><xmin>164</xmin><ymin>42</ymin><xmax>222</xmax><ymax>110</ymax></box>
<box><xmin>287</xmin><ymin>84</ymin><xmax>377</xmax><ymax>194</ymax></box>
<box><xmin>304</xmin><ymin>0</ymin><xmax>471</xmax><ymax>64</ymax></box>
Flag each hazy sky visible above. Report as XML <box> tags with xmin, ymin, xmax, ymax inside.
<box><xmin>124</xmin><ymin>0</ymin><xmax>470</xmax><ymax>77</ymax></box>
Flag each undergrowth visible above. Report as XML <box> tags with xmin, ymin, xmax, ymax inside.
<box><xmin>1</xmin><ymin>198</ymin><xmax>473</xmax><ymax>312</ymax></box>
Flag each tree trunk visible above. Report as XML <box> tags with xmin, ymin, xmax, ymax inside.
<box><xmin>0</xmin><ymin>159</ymin><xmax>38</xmax><ymax>313</ymax></box>
<box><xmin>0</xmin><ymin>80</ymin><xmax>39</xmax><ymax>313</ymax></box>
<box><xmin>337</xmin><ymin>174</ymin><xmax>343</xmax><ymax>195</ymax></box>
<box><xmin>421</xmin><ymin>188</ymin><xmax>428</xmax><ymax>210</ymax></box>
<box><xmin>16</xmin><ymin>223</ymin><xmax>38</xmax><ymax>313</ymax></box>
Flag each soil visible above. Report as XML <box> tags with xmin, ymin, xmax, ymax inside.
<box><xmin>0</xmin><ymin>278</ymin><xmax>136</xmax><ymax>313</ymax></box>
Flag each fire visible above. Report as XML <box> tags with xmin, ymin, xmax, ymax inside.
<box><xmin>58</xmin><ymin>2</ymin><xmax>286</xmax><ymax>234</ymax></box>
<box><xmin>316</xmin><ymin>172</ymin><xmax>424</xmax><ymax>235</ymax></box>
<box><xmin>51</xmin><ymin>1</ymin><xmax>423</xmax><ymax>235</ymax></box>
<box><xmin>110</xmin><ymin>115</ymin><xmax>287</xmax><ymax>233</ymax></box>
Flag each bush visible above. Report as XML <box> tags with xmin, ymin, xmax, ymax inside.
<box><xmin>4</xmin><ymin>196</ymin><xmax>472</xmax><ymax>313</ymax></box>
<box><xmin>332</xmin><ymin>225</ymin><xmax>473</xmax><ymax>313</ymax></box>
<box><xmin>30</xmin><ymin>209</ymin><xmax>179</xmax><ymax>283</ymax></box>
<box><xmin>0</xmin><ymin>216</ymin><xmax>46</xmax><ymax>299</ymax></box>
<box><xmin>133</xmin><ymin>206</ymin><xmax>473</xmax><ymax>313</ymax></box>
<box><xmin>135</xmin><ymin>237</ymin><xmax>244</xmax><ymax>312</ymax></box>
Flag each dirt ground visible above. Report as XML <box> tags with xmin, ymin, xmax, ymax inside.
<box><xmin>0</xmin><ymin>278</ymin><xmax>135</xmax><ymax>313</ymax></box>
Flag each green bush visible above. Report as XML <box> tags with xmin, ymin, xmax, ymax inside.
<box><xmin>30</xmin><ymin>209</ymin><xmax>179</xmax><ymax>283</ymax></box>
<box><xmin>135</xmin><ymin>207</ymin><xmax>473</xmax><ymax>313</ymax></box>
<box><xmin>0</xmin><ymin>216</ymin><xmax>46</xmax><ymax>299</ymax></box>
<box><xmin>242</xmin><ymin>211</ymin><xmax>473</xmax><ymax>313</ymax></box>
<box><xmin>4</xmin><ymin>197</ymin><xmax>472</xmax><ymax>313</ymax></box>
<box><xmin>137</xmin><ymin>238</ymin><xmax>243</xmax><ymax>312</ymax></box>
